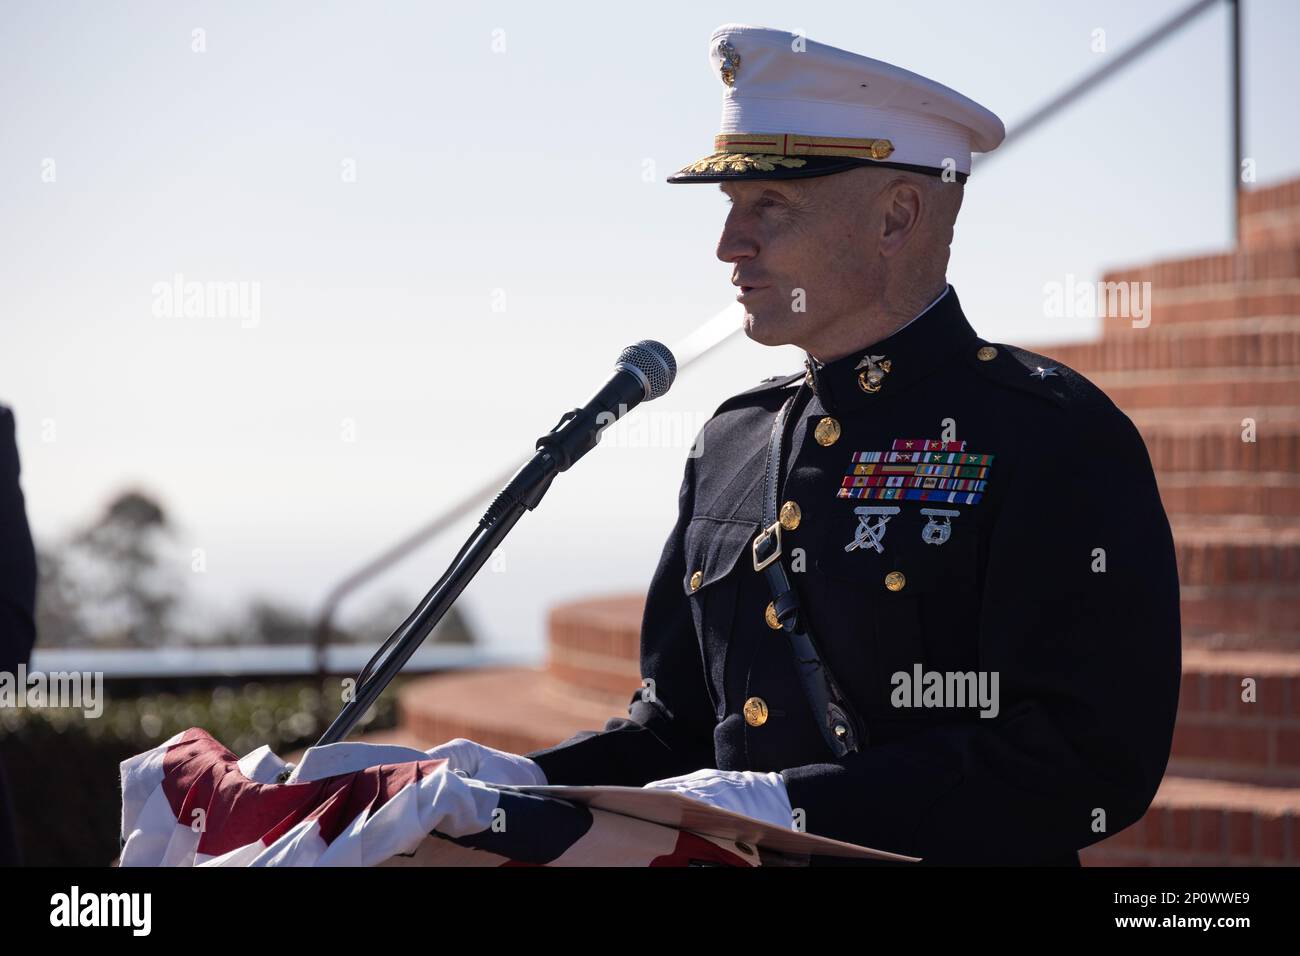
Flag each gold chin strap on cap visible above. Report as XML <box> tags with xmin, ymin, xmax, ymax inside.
<box><xmin>713</xmin><ymin>132</ymin><xmax>895</xmax><ymax>160</ymax></box>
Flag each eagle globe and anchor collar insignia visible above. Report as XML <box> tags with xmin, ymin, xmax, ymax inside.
<box><xmin>803</xmin><ymin>286</ymin><xmax>977</xmax><ymax>413</ymax></box>
<box><xmin>855</xmin><ymin>354</ymin><xmax>892</xmax><ymax>393</ymax></box>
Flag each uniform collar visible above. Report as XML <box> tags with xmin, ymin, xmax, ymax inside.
<box><xmin>803</xmin><ymin>284</ymin><xmax>977</xmax><ymax>414</ymax></box>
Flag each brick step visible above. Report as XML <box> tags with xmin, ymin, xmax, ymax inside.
<box><xmin>1166</xmin><ymin>649</ymin><xmax>1300</xmax><ymax>787</ymax></box>
<box><xmin>1184</xmin><ymin>634</ymin><xmax>1300</xmax><ymax>653</ymax></box>
<box><xmin>1080</xmin><ymin>775</ymin><xmax>1299</xmax><ymax>865</ymax></box>
<box><xmin>1180</xmin><ymin>554</ymin><xmax>1300</xmax><ymax>650</ymax></box>
<box><xmin>1103</xmin><ymin>244</ymin><xmax>1300</xmax><ymax>291</ymax></box>
<box><xmin>395</xmin><ymin>667</ymin><xmax>624</xmax><ymax>756</ymax></box>
<box><xmin>1100</xmin><ymin>280</ymin><xmax>1300</xmax><ymax>335</ymax></box>
<box><xmin>1180</xmin><ymin>585</ymin><xmax>1300</xmax><ymax>651</ymax></box>
<box><xmin>1241</xmin><ymin>178</ymin><xmax>1300</xmax><ymax>250</ymax></box>
<box><xmin>1129</xmin><ymin>405</ymin><xmax>1300</xmax><ymax>426</ymax></box>
<box><xmin>1173</xmin><ymin>525</ymin><xmax>1300</xmax><ymax>650</ymax></box>
<box><xmin>1034</xmin><ymin>316</ymin><xmax>1300</xmax><ymax>373</ymax></box>
<box><xmin>1089</xmin><ymin>366</ymin><xmax>1300</xmax><ymax>411</ymax></box>
<box><xmin>1173</xmin><ymin>523</ymin><xmax>1300</xmax><ymax>584</ymax></box>
<box><xmin>1133</xmin><ymin>407</ymin><xmax>1300</xmax><ymax>473</ymax></box>
<box><xmin>546</xmin><ymin>595</ymin><xmax>644</xmax><ymax>702</ymax></box>
<box><xmin>1158</xmin><ymin>473</ymin><xmax>1300</xmax><ymax>517</ymax></box>
<box><xmin>1107</xmin><ymin>406</ymin><xmax>1298</xmax><ymax>512</ymax></box>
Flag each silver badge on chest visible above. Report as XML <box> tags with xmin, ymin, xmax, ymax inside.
<box><xmin>844</xmin><ymin>506</ymin><xmax>901</xmax><ymax>553</ymax></box>
<box><xmin>920</xmin><ymin>508</ymin><xmax>961</xmax><ymax>545</ymax></box>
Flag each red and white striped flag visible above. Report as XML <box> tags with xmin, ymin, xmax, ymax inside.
<box><xmin>118</xmin><ymin>728</ymin><xmax>757</xmax><ymax>867</ymax></box>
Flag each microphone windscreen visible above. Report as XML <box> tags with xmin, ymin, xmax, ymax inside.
<box><xmin>617</xmin><ymin>340</ymin><xmax>677</xmax><ymax>400</ymax></box>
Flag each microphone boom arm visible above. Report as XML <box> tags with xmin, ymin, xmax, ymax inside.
<box><xmin>312</xmin><ymin>342</ymin><xmax>675</xmax><ymax>750</ymax></box>
<box><xmin>314</xmin><ymin>442</ymin><xmax>561</xmax><ymax>749</ymax></box>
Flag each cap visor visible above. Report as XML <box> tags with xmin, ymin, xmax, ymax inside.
<box><xmin>665</xmin><ymin>153</ymin><xmax>967</xmax><ymax>184</ymax></box>
<box><xmin>666</xmin><ymin>153</ymin><xmax>872</xmax><ymax>184</ymax></box>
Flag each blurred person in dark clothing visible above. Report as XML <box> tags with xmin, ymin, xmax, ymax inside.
<box><xmin>0</xmin><ymin>405</ymin><xmax>38</xmax><ymax>865</ymax></box>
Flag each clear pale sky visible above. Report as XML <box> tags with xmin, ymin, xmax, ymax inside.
<box><xmin>2</xmin><ymin>0</ymin><xmax>1297</xmax><ymax>656</ymax></box>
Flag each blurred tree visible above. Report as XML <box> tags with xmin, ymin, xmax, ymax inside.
<box><xmin>34</xmin><ymin>546</ymin><xmax>88</xmax><ymax>649</ymax></box>
<box><xmin>37</xmin><ymin>489</ymin><xmax>185</xmax><ymax>648</ymax></box>
<box><xmin>35</xmin><ymin>492</ymin><xmax>478</xmax><ymax>650</ymax></box>
<box><xmin>208</xmin><ymin>594</ymin><xmax>475</xmax><ymax>647</ymax></box>
<box><xmin>244</xmin><ymin>599</ymin><xmax>312</xmax><ymax>646</ymax></box>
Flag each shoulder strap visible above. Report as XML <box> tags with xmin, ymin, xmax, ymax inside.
<box><xmin>751</xmin><ymin>389</ymin><xmax>865</xmax><ymax>758</ymax></box>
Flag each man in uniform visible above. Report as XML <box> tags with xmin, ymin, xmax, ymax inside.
<box><xmin>429</xmin><ymin>24</ymin><xmax>1182</xmax><ymax>865</ymax></box>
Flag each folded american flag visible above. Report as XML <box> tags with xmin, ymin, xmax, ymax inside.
<box><xmin>118</xmin><ymin>728</ymin><xmax>756</xmax><ymax>867</ymax></box>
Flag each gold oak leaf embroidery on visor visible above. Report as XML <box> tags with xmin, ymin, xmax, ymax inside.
<box><xmin>683</xmin><ymin>153</ymin><xmax>809</xmax><ymax>174</ymax></box>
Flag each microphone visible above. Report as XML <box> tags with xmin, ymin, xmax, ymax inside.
<box><xmin>480</xmin><ymin>340</ymin><xmax>676</xmax><ymax>528</ymax></box>
<box><xmin>535</xmin><ymin>340</ymin><xmax>677</xmax><ymax>472</ymax></box>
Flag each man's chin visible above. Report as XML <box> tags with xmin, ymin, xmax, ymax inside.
<box><xmin>741</xmin><ymin>310</ymin><xmax>792</xmax><ymax>347</ymax></box>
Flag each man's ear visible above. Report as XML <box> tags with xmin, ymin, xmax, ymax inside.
<box><xmin>878</xmin><ymin>178</ymin><xmax>924</xmax><ymax>258</ymax></box>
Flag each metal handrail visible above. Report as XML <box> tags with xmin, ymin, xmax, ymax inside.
<box><xmin>974</xmin><ymin>0</ymin><xmax>1241</xmax><ymax>239</ymax></box>
<box><xmin>312</xmin><ymin>0</ymin><xmax>1246</xmax><ymax>676</ymax></box>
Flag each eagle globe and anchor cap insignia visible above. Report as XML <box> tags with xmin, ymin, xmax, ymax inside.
<box><xmin>716</xmin><ymin>38</ymin><xmax>741</xmax><ymax>86</ymax></box>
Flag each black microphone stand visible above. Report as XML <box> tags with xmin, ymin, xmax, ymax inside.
<box><xmin>313</xmin><ymin>404</ymin><xmax>606</xmax><ymax>749</ymax></box>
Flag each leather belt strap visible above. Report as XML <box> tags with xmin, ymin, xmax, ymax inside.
<box><xmin>752</xmin><ymin>389</ymin><xmax>865</xmax><ymax>758</ymax></box>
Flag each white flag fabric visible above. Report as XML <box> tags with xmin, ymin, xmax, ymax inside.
<box><xmin>118</xmin><ymin>728</ymin><xmax>758</xmax><ymax>867</ymax></box>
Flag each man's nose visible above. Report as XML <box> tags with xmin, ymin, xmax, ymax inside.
<box><xmin>716</xmin><ymin>208</ymin><xmax>758</xmax><ymax>264</ymax></box>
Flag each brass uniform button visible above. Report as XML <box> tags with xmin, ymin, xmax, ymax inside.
<box><xmin>814</xmin><ymin>416</ymin><xmax>841</xmax><ymax>446</ymax></box>
<box><xmin>743</xmin><ymin>696</ymin><xmax>769</xmax><ymax>727</ymax></box>
<box><xmin>977</xmin><ymin>345</ymin><xmax>998</xmax><ymax>362</ymax></box>
<box><xmin>765</xmin><ymin>601</ymin><xmax>781</xmax><ymax>629</ymax></box>
<box><xmin>884</xmin><ymin>570</ymin><xmax>907</xmax><ymax>592</ymax></box>
<box><xmin>779</xmin><ymin>500</ymin><xmax>802</xmax><ymax>531</ymax></box>
<box><xmin>689</xmin><ymin>570</ymin><xmax>703</xmax><ymax>592</ymax></box>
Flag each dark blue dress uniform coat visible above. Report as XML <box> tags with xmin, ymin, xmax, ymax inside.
<box><xmin>526</xmin><ymin>286</ymin><xmax>1182</xmax><ymax>865</ymax></box>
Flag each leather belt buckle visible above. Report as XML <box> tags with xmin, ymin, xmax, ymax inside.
<box><xmin>752</xmin><ymin>520</ymin><xmax>782</xmax><ymax>572</ymax></box>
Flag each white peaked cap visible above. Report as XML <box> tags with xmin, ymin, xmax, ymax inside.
<box><xmin>668</xmin><ymin>23</ymin><xmax>1005</xmax><ymax>184</ymax></box>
